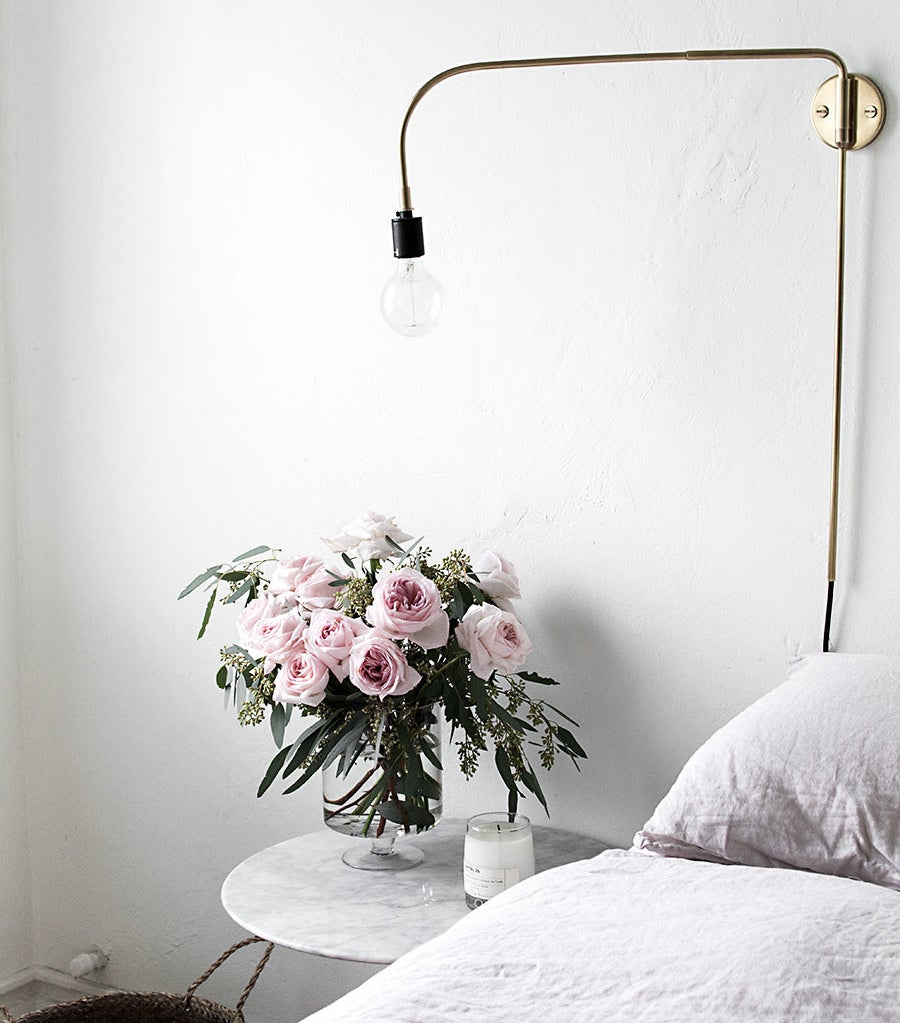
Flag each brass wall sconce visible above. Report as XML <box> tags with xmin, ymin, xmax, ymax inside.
<box><xmin>382</xmin><ymin>48</ymin><xmax>886</xmax><ymax>653</ymax></box>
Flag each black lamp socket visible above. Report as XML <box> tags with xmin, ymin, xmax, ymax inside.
<box><xmin>392</xmin><ymin>211</ymin><xmax>425</xmax><ymax>259</ymax></box>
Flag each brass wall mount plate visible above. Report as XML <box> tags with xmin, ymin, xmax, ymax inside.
<box><xmin>812</xmin><ymin>74</ymin><xmax>885</xmax><ymax>149</ymax></box>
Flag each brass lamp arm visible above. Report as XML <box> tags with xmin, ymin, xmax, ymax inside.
<box><xmin>398</xmin><ymin>48</ymin><xmax>851</xmax><ymax>210</ymax></box>
<box><xmin>394</xmin><ymin>47</ymin><xmax>885</xmax><ymax>653</ymax></box>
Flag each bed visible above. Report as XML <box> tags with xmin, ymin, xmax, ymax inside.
<box><xmin>301</xmin><ymin>653</ymin><xmax>900</xmax><ymax>1021</ymax></box>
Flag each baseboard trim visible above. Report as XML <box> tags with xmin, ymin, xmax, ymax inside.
<box><xmin>0</xmin><ymin>966</ymin><xmax>114</xmax><ymax>998</ymax></box>
<box><xmin>0</xmin><ymin>968</ymin><xmax>36</xmax><ymax>997</ymax></box>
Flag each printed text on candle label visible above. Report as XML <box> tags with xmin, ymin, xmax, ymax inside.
<box><xmin>464</xmin><ymin>863</ymin><xmax>521</xmax><ymax>900</ymax></box>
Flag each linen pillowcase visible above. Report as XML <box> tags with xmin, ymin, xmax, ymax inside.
<box><xmin>635</xmin><ymin>652</ymin><xmax>900</xmax><ymax>889</ymax></box>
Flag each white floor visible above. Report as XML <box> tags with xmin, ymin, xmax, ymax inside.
<box><xmin>1</xmin><ymin>980</ymin><xmax>84</xmax><ymax>1019</ymax></box>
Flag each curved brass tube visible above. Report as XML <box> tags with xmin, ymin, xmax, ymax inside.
<box><xmin>395</xmin><ymin>47</ymin><xmax>862</xmax><ymax>652</ymax></box>
<box><xmin>398</xmin><ymin>48</ymin><xmax>848</xmax><ymax>208</ymax></box>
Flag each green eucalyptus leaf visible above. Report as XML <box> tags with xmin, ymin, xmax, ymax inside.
<box><xmin>178</xmin><ymin>565</ymin><xmax>223</xmax><ymax>600</ymax></box>
<box><xmin>375</xmin><ymin>800</ymin><xmax>434</xmax><ymax>830</ymax></box>
<box><xmin>219</xmin><ymin>570</ymin><xmax>248</xmax><ymax>583</ymax></box>
<box><xmin>456</xmin><ymin>582</ymin><xmax>478</xmax><ymax>613</ymax></box>
<box><xmin>408</xmin><ymin>771</ymin><xmax>441</xmax><ymax>801</ymax></box>
<box><xmin>442</xmin><ymin>684</ymin><xmax>460</xmax><ymax>723</ymax></box>
<box><xmin>222</xmin><ymin>644</ymin><xmax>250</xmax><ymax>657</ymax></box>
<box><xmin>494</xmin><ymin>745</ymin><xmax>522</xmax><ymax>799</ymax></box>
<box><xmin>518</xmin><ymin>670</ymin><xmax>560</xmax><ymax>687</ymax></box>
<box><xmin>419</xmin><ymin>732</ymin><xmax>443</xmax><ymax>772</ymax></box>
<box><xmin>215</xmin><ymin>665</ymin><xmax>228</xmax><ymax>690</ymax></box>
<box><xmin>542</xmin><ymin>701</ymin><xmax>581</xmax><ymax>728</ymax></box>
<box><xmin>257</xmin><ymin>745</ymin><xmax>292</xmax><ymax>797</ymax></box>
<box><xmin>282</xmin><ymin>718</ymin><xmax>360</xmax><ymax>795</ymax></box>
<box><xmin>556</xmin><ymin>725</ymin><xmax>587</xmax><ymax>759</ymax></box>
<box><xmin>322</xmin><ymin>720</ymin><xmax>369</xmax><ymax>773</ymax></box>
<box><xmin>467</xmin><ymin>675</ymin><xmax>490</xmax><ymax>720</ymax></box>
<box><xmin>448</xmin><ymin>586</ymin><xmax>467</xmax><ymax>622</ymax></box>
<box><xmin>335</xmin><ymin>716</ymin><xmax>369</xmax><ymax>777</ymax></box>
<box><xmin>223</xmin><ymin>578</ymin><xmax>253</xmax><ymax>604</ymax></box>
<box><xmin>197</xmin><ymin>587</ymin><xmax>218</xmax><ymax>640</ymax></box>
<box><xmin>270</xmin><ymin>703</ymin><xmax>287</xmax><ymax>748</ymax></box>
<box><xmin>488</xmin><ymin>698</ymin><xmax>535</xmax><ymax>734</ymax></box>
<box><xmin>349</xmin><ymin>773</ymin><xmax>389</xmax><ymax>818</ymax></box>
<box><xmin>519</xmin><ymin>759</ymin><xmax>549</xmax><ymax>815</ymax></box>
<box><xmin>341</xmin><ymin>552</ymin><xmax>355</xmax><ymax>570</ymax></box>
<box><xmin>283</xmin><ymin>715</ymin><xmax>340</xmax><ymax>778</ymax></box>
<box><xmin>449</xmin><ymin>681</ymin><xmax>480</xmax><ymax>733</ymax></box>
<box><xmin>339</xmin><ymin>736</ymin><xmax>369</xmax><ymax>779</ymax></box>
<box><xmin>233</xmin><ymin>545</ymin><xmax>271</xmax><ymax>562</ymax></box>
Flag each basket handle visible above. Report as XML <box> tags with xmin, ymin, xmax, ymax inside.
<box><xmin>184</xmin><ymin>935</ymin><xmax>275</xmax><ymax>1019</ymax></box>
<box><xmin>0</xmin><ymin>1005</ymin><xmax>15</xmax><ymax>1023</ymax></box>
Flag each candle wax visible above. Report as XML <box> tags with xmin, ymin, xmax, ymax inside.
<box><xmin>464</xmin><ymin>822</ymin><xmax>535</xmax><ymax>906</ymax></box>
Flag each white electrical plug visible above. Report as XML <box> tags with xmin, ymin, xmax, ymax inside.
<box><xmin>67</xmin><ymin>949</ymin><xmax>109</xmax><ymax>978</ymax></box>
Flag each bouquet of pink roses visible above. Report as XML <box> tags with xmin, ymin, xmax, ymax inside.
<box><xmin>180</xmin><ymin>512</ymin><xmax>586</xmax><ymax>838</ymax></box>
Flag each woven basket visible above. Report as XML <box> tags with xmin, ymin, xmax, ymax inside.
<box><xmin>0</xmin><ymin>937</ymin><xmax>274</xmax><ymax>1023</ymax></box>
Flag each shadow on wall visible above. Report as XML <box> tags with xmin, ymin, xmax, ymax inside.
<box><xmin>531</xmin><ymin>590</ymin><xmax>773</xmax><ymax>848</ymax></box>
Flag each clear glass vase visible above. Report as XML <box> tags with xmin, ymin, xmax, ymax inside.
<box><xmin>322</xmin><ymin>704</ymin><xmax>443</xmax><ymax>871</ymax></box>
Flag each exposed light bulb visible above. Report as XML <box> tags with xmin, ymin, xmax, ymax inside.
<box><xmin>381</xmin><ymin>257</ymin><xmax>443</xmax><ymax>336</ymax></box>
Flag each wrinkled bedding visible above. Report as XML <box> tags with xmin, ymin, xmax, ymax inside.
<box><xmin>302</xmin><ymin>850</ymin><xmax>900</xmax><ymax>1022</ymax></box>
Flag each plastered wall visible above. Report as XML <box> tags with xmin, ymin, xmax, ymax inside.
<box><xmin>0</xmin><ymin>0</ymin><xmax>33</xmax><ymax>981</ymax></box>
<box><xmin>2</xmin><ymin>1</ymin><xmax>898</xmax><ymax>1018</ymax></box>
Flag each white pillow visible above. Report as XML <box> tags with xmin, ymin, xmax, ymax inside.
<box><xmin>635</xmin><ymin>653</ymin><xmax>900</xmax><ymax>889</ymax></box>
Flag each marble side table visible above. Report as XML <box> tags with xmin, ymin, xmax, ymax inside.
<box><xmin>221</xmin><ymin>817</ymin><xmax>606</xmax><ymax>964</ymax></box>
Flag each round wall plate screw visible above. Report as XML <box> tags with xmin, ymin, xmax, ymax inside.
<box><xmin>811</xmin><ymin>74</ymin><xmax>886</xmax><ymax>149</ymax></box>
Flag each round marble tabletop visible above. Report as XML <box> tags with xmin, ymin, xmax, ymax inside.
<box><xmin>221</xmin><ymin>817</ymin><xmax>607</xmax><ymax>964</ymax></box>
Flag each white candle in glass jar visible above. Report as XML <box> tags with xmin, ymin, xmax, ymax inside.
<box><xmin>464</xmin><ymin>812</ymin><xmax>535</xmax><ymax>909</ymax></box>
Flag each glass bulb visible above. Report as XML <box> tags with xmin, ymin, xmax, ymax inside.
<box><xmin>381</xmin><ymin>258</ymin><xmax>443</xmax><ymax>336</ymax></box>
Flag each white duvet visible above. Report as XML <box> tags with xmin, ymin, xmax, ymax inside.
<box><xmin>302</xmin><ymin>850</ymin><xmax>900</xmax><ymax>1022</ymax></box>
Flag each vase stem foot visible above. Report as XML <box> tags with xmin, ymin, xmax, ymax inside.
<box><xmin>341</xmin><ymin>834</ymin><xmax>425</xmax><ymax>871</ymax></box>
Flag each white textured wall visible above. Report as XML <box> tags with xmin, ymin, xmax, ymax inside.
<box><xmin>3</xmin><ymin>0</ymin><xmax>899</xmax><ymax>1018</ymax></box>
<box><xmin>0</xmin><ymin>0</ymin><xmax>33</xmax><ymax>981</ymax></box>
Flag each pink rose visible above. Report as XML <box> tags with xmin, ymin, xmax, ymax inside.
<box><xmin>455</xmin><ymin>605</ymin><xmax>533</xmax><ymax>680</ymax></box>
<box><xmin>273</xmin><ymin>651</ymin><xmax>330</xmax><ymax>707</ymax></box>
<box><xmin>348</xmin><ymin>631</ymin><xmax>422</xmax><ymax>700</ymax></box>
<box><xmin>366</xmin><ymin>568</ymin><xmax>449</xmax><ymax>650</ymax></box>
<box><xmin>267</xmin><ymin>555</ymin><xmax>336</xmax><ymax>611</ymax></box>
<box><xmin>249</xmin><ymin>610</ymin><xmax>306</xmax><ymax>671</ymax></box>
<box><xmin>304</xmin><ymin>609</ymin><xmax>368</xmax><ymax>681</ymax></box>
<box><xmin>236</xmin><ymin>594</ymin><xmax>280</xmax><ymax>651</ymax></box>
<box><xmin>473</xmin><ymin>551</ymin><xmax>521</xmax><ymax>610</ymax></box>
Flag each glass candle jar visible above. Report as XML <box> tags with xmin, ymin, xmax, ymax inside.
<box><xmin>463</xmin><ymin>812</ymin><xmax>535</xmax><ymax>909</ymax></box>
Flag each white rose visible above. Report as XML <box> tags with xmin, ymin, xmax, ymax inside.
<box><xmin>455</xmin><ymin>604</ymin><xmax>533</xmax><ymax>681</ymax></box>
<box><xmin>472</xmin><ymin>550</ymin><xmax>521</xmax><ymax>609</ymax></box>
<box><xmin>267</xmin><ymin>555</ymin><xmax>336</xmax><ymax>611</ymax></box>
<box><xmin>236</xmin><ymin>594</ymin><xmax>280</xmax><ymax>651</ymax></box>
<box><xmin>323</xmin><ymin>511</ymin><xmax>413</xmax><ymax>562</ymax></box>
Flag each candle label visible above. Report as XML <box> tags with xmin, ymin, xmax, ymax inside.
<box><xmin>464</xmin><ymin>862</ymin><xmax>520</xmax><ymax>902</ymax></box>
